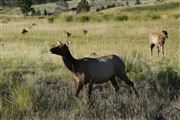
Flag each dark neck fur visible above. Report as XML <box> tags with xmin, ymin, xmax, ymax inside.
<box><xmin>61</xmin><ymin>49</ymin><xmax>76</xmax><ymax>72</ymax></box>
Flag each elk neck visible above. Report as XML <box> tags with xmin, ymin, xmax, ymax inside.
<box><xmin>62</xmin><ymin>48</ymin><xmax>77</xmax><ymax>72</ymax></box>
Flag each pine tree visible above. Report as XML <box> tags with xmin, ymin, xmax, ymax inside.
<box><xmin>18</xmin><ymin>0</ymin><xmax>33</xmax><ymax>15</ymax></box>
<box><xmin>77</xmin><ymin>0</ymin><xmax>90</xmax><ymax>13</ymax></box>
<box><xmin>135</xmin><ymin>0</ymin><xmax>140</xmax><ymax>5</ymax></box>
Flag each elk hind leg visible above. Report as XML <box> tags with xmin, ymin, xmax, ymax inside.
<box><xmin>109</xmin><ymin>77</ymin><xmax>119</xmax><ymax>92</ymax></box>
<box><xmin>150</xmin><ymin>43</ymin><xmax>155</xmax><ymax>56</ymax></box>
<box><xmin>119</xmin><ymin>73</ymin><xmax>139</xmax><ymax>97</ymax></box>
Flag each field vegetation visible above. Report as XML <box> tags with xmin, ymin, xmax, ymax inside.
<box><xmin>0</xmin><ymin>0</ymin><xmax>180</xmax><ymax>119</ymax></box>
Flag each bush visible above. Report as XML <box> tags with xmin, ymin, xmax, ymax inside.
<box><xmin>18</xmin><ymin>0</ymin><xmax>33</xmax><ymax>15</ymax></box>
<box><xmin>157</xmin><ymin>67</ymin><xmax>180</xmax><ymax>91</ymax></box>
<box><xmin>106</xmin><ymin>3</ymin><xmax>116</xmax><ymax>9</ymax></box>
<box><xmin>64</xmin><ymin>15</ymin><xmax>74</xmax><ymax>22</ymax></box>
<box><xmin>114</xmin><ymin>15</ymin><xmax>128</xmax><ymax>21</ymax></box>
<box><xmin>38</xmin><ymin>16</ymin><xmax>45</xmax><ymax>19</ymax></box>
<box><xmin>76</xmin><ymin>15</ymin><xmax>90</xmax><ymax>22</ymax></box>
<box><xmin>102</xmin><ymin>14</ymin><xmax>114</xmax><ymax>21</ymax></box>
<box><xmin>156</xmin><ymin>67</ymin><xmax>180</xmax><ymax>101</ymax></box>
<box><xmin>130</xmin><ymin>15</ymin><xmax>142</xmax><ymax>21</ymax></box>
<box><xmin>173</xmin><ymin>14</ymin><xmax>180</xmax><ymax>19</ymax></box>
<box><xmin>35</xmin><ymin>9</ymin><xmax>41</xmax><ymax>16</ymax></box>
<box><xmin>150</xmin><ymin>14</ymin><xmax>160</xmax><ymax>20</ymax></box>
<box><xmin>2</xmin><ymin>17</ymin><xmax>11</xmax><ymax>23</ymax></box>
<box><xmin>47</xmin><ymin>17</ymin><xmax>55</xmax><ymax>23</ymax></box>
<box><xmin>77</xmin><ymin>0</ymin><xmax>90</xmax><ymax>13</ymax></box>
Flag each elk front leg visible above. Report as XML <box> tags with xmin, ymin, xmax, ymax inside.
<box><xmin>161</xmin><ymin>45</ymin><xmax>164</xmax><ymax>55</ymax></box>
<box><xmin>88</xmin><ymin>80</ymin><xmax>94</xmax><ymax>99</ymax></box>
<box><xmin>76</xmin><ymin>82</ymin><xmax>84</xmax><ymax>97</ymax></box>
<box><xmin>157</xmin><ymin>46</ymin><xmax>160</xmax><ymax>57</ymax></box>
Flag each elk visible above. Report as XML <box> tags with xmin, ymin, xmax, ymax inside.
<box><xmin>64</xmin><ymin>31</ymin><xmax>71</xmax><ymax>37</ymax></box>
<box><xmin>83</xmin><ymin>29</ymin><xmax>88</xmax><ymax>35</ymax></box>
<box><xmin>50</xmin><ymin>42</ymin><xmax>139</xmax><ymax>99</ymax></box>
<box><xmin>149</xmin><ymin>30</ymin><xmax>168</xmax><ymax>56</ymax></box>
<box><xmin>21</xmin><ymin>29</ymin><xmax>28</xmax><ymax>34</ymax></box>
<box><xmin>32</xmin><ymin>23</ymin><xmax>37</xmax><ymax>26</ymax></box>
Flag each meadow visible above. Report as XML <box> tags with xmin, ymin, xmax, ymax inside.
<box><xmin>0</xmin><ymin>1</ymin><xmax>180</xmax><ymax>119</ymax></box>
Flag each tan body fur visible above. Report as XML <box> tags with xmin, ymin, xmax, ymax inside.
<box><xmin>149</xmin><ymin>31</ymin><xmax>168</xmax><ymax>56</ymax></box>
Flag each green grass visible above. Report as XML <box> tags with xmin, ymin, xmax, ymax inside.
<box><xmin>0</xmin><ymin>1</ymin><xmax>180</xmax><ymax>119</ymax></box>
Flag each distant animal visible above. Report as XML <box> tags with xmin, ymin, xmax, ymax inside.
<box><xmin>32</xmin><ymin>23</ymin><xmax>37</xmax><ymax>26</ymax></box>
<box><xmin>50</xmin><ymin>41</ymin><xmax>139</xmax><ymax>99</ymax></box>
<box><xmin>64</xmin><ymin>31</ymin><xmax>71</xmax><ymax>37</ymax></box>
<box><xmin>71</xmin><ymin>7</ymin><xmax>77</xmax><ymax>11</ymax></box>
<box><xmin>1</xmin><ymin>43</ymin><xmax>4</xmax><ymax>47</ymax></box>
<box><xmin>21</xmin><ymin>29</ymin><xmax>28</xmax><ymax>34</ymax></box>
<box><xmin>90</xmin><ymin>52</ymin><xmax>97</xmax><ymax>56</ymax></box>
<box><xmin>149</xmin><ymin>30</ymin><xmax>168</xmax><ymax>56</ymax></box>
<box><xmin>28</xmin><ymin>23</ymin><xmax>37</xmax><ymax>29</ymax></box>
<box><xmin>83</xmin><ymin>29</ymin><xmax>88</xmax><ymax>35</ymax></box>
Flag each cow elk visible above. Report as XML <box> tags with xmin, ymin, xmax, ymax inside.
<box><xmin>83</xmin><ymin>29</ymin><xmax>88</xmax><ymax>35</ymax></box>
<box><xmin>21</xmin><ymin>29</ymin><xmax>28</xmax><ymax>34</ymax></box>
<box><xmin>64</xmin><ymin>31</ymin><xmax>71</xmax><ymax>37</ymax></box>
<box><xmin>50</xmin><ymin>42</ymin><xmax>139</xmax><ymax>99</ymax></box>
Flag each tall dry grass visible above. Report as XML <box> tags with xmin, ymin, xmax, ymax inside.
<box><xmin>0</xmin><ymin>1</ymin><xmax>180</xmax><ymax>119</ymax></box>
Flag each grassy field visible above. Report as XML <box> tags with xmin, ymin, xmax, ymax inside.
<box><xmin>0</xmin><ymin>1</ymin><xmax>180</xmax><ymax>119</ymax></box>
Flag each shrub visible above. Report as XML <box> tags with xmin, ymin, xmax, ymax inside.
<box><xmin>106</xmin><ymin>3</ymin><xmax>116</xmax><ymax>9</ymax></box>
<box><xmin>157</xmin><ymin>67</ymin><xmax>180</xmax><ymax>91</ymax></box>
<box><xmin>2</xmin><ymin>17</ymin><xmax>11</xmax><ymax>23</ymax></box>
<box><xmin>47</xmin><ymin>16</ymin><xmax>55</xmax><ymax>23</ymax></box>
<box><xmin>18</xmin><ymin>0</ymin><xmax>33</xmax><ymax>16</ymax></box>
<box><xmin>173</xmin><ymin>14</ymin><xmax>180</xmax><ymax>19</ymax></box>
<box><xmin>102</xmin><ymin>14</ymin><xmax>114</xmax><ymax>21</ymax></box>
<box><xmin>150</xmin><ymin>14</ymin><xmax>160</xmax><ymax>20</ymax></box>
<box><xmin>38</xmin><ymin>16</ymin><xmax>45</xmax><ymax>19</ymax></box>
<box><xmin>156</xmin><ymin>67</ymin><xmax>180</xmax><ymax>101</ymax></box>
<box><xmin>64</xmin><ymin>15</ymin><xmax>74</xmax><ymax>22</ymax></box>
<box><xmin>76</xmin><ymin>15</ymin><xmax>90</xmax><ymax>22</ymax></box>
<box><xmin>114</xmin><ymin>15</ymin><xmax>128</xmax><ymax>21</ymax></box>
<box><xmin>77</xmin><ymin>0</ymin><xmax>90</xmax><ymax>13</ymax></box>
<box><xmin>135</xmin><ymin>0</ymin><xmax>141</xmax><ymax>5</ymax></box>
<box><xmin>130</xmin><ymin>15</ymin><xmax>142</xmax><ymax>21</ymax></box>
<box><xmin>35</xmin><ymin>9</ymin><xmax>41</xmax><ymax>16</ymax></box>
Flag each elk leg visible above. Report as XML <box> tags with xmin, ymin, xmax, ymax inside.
<box><xmin>157</xmin><ymin>46</ymin><xmax>160</xmax><ymax>57</ymax></box>
<box><xmin>76</xmin><ymin>82</ymin><xmax>84</xmax><ymax>97</ymax></box>
<box><xmin>109</xmin><ymin>77</ymin><xmax>119</xmax><ymax>92</ymax></box>
<box><xmin>119</xmin><ymin>73</ymin><xmax>139</xmax><ymax>97</ymax></box>
<box><xmin>88</xmin><ymin>80</ymin><xmax>94</xmax><ymax>99</ymax></box>
<box><xmin>150</xmin><ymin>43</ymin><xmax>155</xmax><ymax>56</ymax></box>
<box><xmin>161</xmin><ymin>46</ymin><xmax>164</xmax><ymax>55</ymax></box>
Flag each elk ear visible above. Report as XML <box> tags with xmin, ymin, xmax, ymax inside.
<box><xmin>66</xmin><ymin>41</ymin><xmax>71</xmax><ymax>46</ymax></box>
<box><xmin>57</xmin><ymin>41</ymin><xmax>63</xmax><ymax>45</ymax></box>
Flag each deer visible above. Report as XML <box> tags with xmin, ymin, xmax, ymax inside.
<box><xmin>50</xmin><ymin>42</ymin><xmax>139</xmax><ymax>99</ymax></box>
<box><xmin>149</xmin><ymin>30</ymin><xmax>168</xmax><ymax>57</ymax></box>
